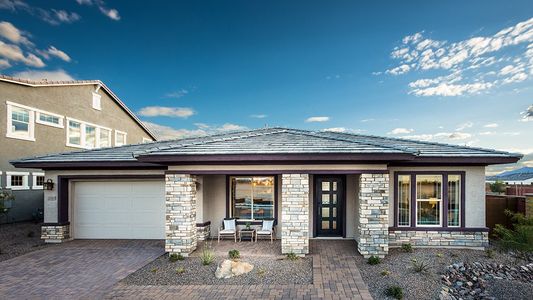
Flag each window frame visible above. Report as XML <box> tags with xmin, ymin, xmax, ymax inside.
<box><xmin>397</xmin><ymin>174</ymin><xmax>411</xmax><ymax>227</ymax></box>
<box><xmin>115</xmin><ymin>130</ymin><xmax>127</xmax><ymax>146</ymax></box>
<box><xmin>66</xmin><ymin>117</ymin><xmax>112</xmax><ymax>149</ymax></box>
<box><xmin>415</xmin><ymin>174</ymin><xmax>443</xmax><ymax>227</ymax></box>
<box><xmin>226</xmin><ymin>175</ymin><xmax>278</xmax><ymax>222</ymax></box>
<box><xmin>92</xmin><ymin>92</ymin><xmax>102</xmax><ymax>110</ymax></box>
<box><xmin>32</xmin><ymin>172</ymin><xmax>45</xmax><ymax>190</ymax></box>
<box><xmin>6</xmin><ymin>101</ymin><xmax>35</xmax><ymax>141</ymax></box>
<box><xmin>393</xmin><ymin>171</ymin><xmax>465</xmax><ymax>230</ymax></box>
<box><xmin>35</xmin><ymin>110</ymin><xmax>64</xmax><ymax>128</ymax></box>
<box><xmin>6</xmin><ymin>171</ymin><xmax>30</xmax><ymax>190</ymax></box>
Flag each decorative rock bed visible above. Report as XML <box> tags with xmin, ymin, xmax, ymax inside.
<box><xmin>440</xmin><ymin>261</ymin><xmax>533</xmax><ymax>300</ymax></box>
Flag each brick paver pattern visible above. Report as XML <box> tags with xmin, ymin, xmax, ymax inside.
<box><xmin>106</xmin><ymin>239</ymin><xmax>372</xmax><ymax>300</ymax></box>
<box><xmin>0</xmin><ymin>240</ymin><xmax>163</xmax><ymax>299</ymax></box>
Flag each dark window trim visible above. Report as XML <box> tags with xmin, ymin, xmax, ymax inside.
<box><xmin>393</xmin><ymin>171</ymin><xmax>466</xmax><ymax>230</ymax></box>
<box><xmin>388</xmin><ymin>226</ymin><xmax>488</xmax><ymax>232</ymax></box>
<box><xmin>225</xmin><ymin>175</ymin><xmax>279</xmax><ymax>225</ymax></box>
<box><xmin>52</xmin><ymin>174</ymin><xmax>165</xmax><ymax>226</ymax></box>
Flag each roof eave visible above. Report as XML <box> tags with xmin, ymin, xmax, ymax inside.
<box><xmin>10</xmin><ymin>160</ymin><xmax>166</xmax><ymax>169</ymax></box>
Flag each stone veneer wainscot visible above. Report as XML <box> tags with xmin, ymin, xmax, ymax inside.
<box><xmin>41</xmin><ymin>224</ymin><xmax>70</xmax><ymax>243</ymax></box>
<box><xmin>281</xmin><ymin>173</ymin><xmax>309</xmax><ymax>255</ymax></box>
<box><xmin>165</xmin><ymin>173</ymin><xmax>197</xmax><ymax>256</ymax></box>
<box><xmin>389</xmin><ymin>230</ymin><xmax>489</xmax><ymax>248</ymax></box>
<box><xmin>357</xmin><ymin>173</ymin><xmax>389</xmax><ymax>258</ymax></box>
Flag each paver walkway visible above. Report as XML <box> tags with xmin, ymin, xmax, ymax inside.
<box><xmin>0</xmin><ymin>240</ymin><xmax>163</xmax><ymax>299</ymax></box>
<box><xmin>106</xmin><ymin>239</ymin><xmax>372</xmax><ymax>299</ymax></box>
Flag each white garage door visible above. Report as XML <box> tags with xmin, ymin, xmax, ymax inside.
<box><xmin>74</xmin><ymin>180</ymin><xmax>165</xmax><ymax>239</ymax></box>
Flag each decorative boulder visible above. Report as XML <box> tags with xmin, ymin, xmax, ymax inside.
<box><xmin>215</xmin><ymin>259</ymin><xmax>254</xmax><ymax>279</ymax></box>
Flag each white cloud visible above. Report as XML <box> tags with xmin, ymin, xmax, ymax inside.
<box><xmin>305</xmin><ymin>116</ymin><xmax>329</xmax><ymax>123</ymax></box>
<box><xmin>12</xmin><ymin>69</ymin><xmax>74</xmax><ymax>81</ymax></box>
<box><xmin>388</xmin><ymin>128</ymin><xmax>414</xmax><ymax>135</ymax></box>
<box><xmin>143</xmin><ymin>122</ymin><xmax>207</xmax><ymax>140</ymax></box>
<box><xmin>0</xmin><ymin>0</ymin><xmax>81</xmax><ymax>25</ymax></box>
<box><xmin>99</xmin><ymin>7</ymin><xmax>120</xmax><ymax>20</ymax></box>
<box><xmin>250</xmin><ymin>114</ymin><xmax>267</xmax><ymax>119</ymax></box>
<box><xmin>138</xmin><ymin>106</ymin><xmax>195</xmax><ymax>118</ymax></box>
<box><xmin>521</xmin><ymin>104</ymin><xmax>533</xmax><ymax>121</ymax></box>
<box><xmin>360</xmin><ymin>118</ymin><xmax>375</xmax><ymax>123</ymax></box>
<box><xmin>323</xmin><ymin>127</ymin><xmax>346</xmax><ymax>133</ymax></box>
<box><xmin>448</xmin><ymin>132</ymin><xmax>472</xmax><ymax>140</ymax></box>
<box><xmin>402</xmin><ymin>131</ymin><xmax>473</xmax><ymax>141</ymax></box>
<box><xmin>387</xmin><ymin>17</ymin><xmax>533</xmax><ymax>96</ymax></box>
<box><xmin>76</xmin><ymin>0</ymin><xmax>93</xmax><ymax>4</ymax></box>
<box><xmin>0</xmin><ymin>58</ymin><xmax>10</xmax><ymax>68</ymax></box>
<box><xmin>483</xmin><ymin>123</ymin><xmax>499</xmax><ymax>128</ymax></box>
<box><xmin>0</xmin><ymin>41</ymin><xmax>45</xmax><ymax>67</ymax></box>
<box><xmin>164</xmin><ymin>89</ymin><xmax>188</xmax><ymax>99</ymax></box>
<box><xmin>479</xmin><ymin>131</ymin><xmax>495</xmax><ymax>136</ymax></box>
<box><xmin>456</xmin><ymin>121</ymin><xmax>473</xmax><ymax>131</ymax></box>
<box><xmin>217</xmin><ymin>123</ymin><xmax>247</xmax><ymax>131</ymax></box>
<box><xmin>0</xmin><ymin>21</ymin><xmax>32</xmax><ymax>45</ymax></box>
<box><xmin>42</xmin><ymin>46</ymin><xmax>71</xmax><ymax>62</ymax></box>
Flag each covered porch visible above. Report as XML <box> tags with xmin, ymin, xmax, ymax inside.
<box><xmin>164</xmin><ymin>167</ymin><xmax>390</xmax><ymax>258</ymax></box>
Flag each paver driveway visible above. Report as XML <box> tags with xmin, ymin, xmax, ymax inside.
<box><xmin>0</xmin><ymin>239</ymin><xmax>164</xmax><ymax>299</ymax></box>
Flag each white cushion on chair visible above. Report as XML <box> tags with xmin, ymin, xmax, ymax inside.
<box><xmin>262</xmin><ymin>220</ymin><xmax>274</xmax><ymax>231</ymax></box>
<box><xmin>219</xmin><ymin>229</ymin><xmax>235</xmax><ymax>234</ymax></box>
<box><xmin>256</xmin><ymin>230</ymin><xmax>272</xmax><ymax>235</ymax></box>
<box><xmin>223</xmin><ymin>219</ymin><xmax>236</xmax><ymax>231</ymax></box>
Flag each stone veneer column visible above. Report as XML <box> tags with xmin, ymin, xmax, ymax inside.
<box><xmin>281</xmin><ymin>173</ymin><xmax>309</xmax><ymax>255</ymax></box>
<box><xmin>165</xmin><ymin>173</ymin><xmax>197</xmax><ymax>256</ymax></box>
<box><xmin>358</xmin><ymin>173</ymin><xmax>389</xmax><ymax>258</ymax></box>
<box><xmin>41</xmin><ymin>225</ymin><xmax>70</xmax><ymax>243</ymax></box>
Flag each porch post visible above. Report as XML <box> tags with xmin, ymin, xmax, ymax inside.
<box><xmin>165</xmin><ymin>173</ymin><xmax>197</xmax><ymax>256</ymax></box>
<box><xmin>358</xmin><ymin>173</ymin><xmax>389</xmax><ymax>258</ymax></box>
<box><xmin>281</xmin><ymin>173</ymin><xmax>309</xmax><ymax>255</ymax></box>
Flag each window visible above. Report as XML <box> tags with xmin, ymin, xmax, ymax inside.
<box><xmin>35</xmin><ymin>110</ymin><xmax>64</xmax><ymax>128</ymax></box>
<box><xmin>67</xmin><ymin>120</ymin><xmax>82</xmax><ymax>146</ymax></box>
<box><xmin>99</xmin><ymin>128</ymin><xmax>111</xmax><ymax>147</ymax></box>
<box><xmin>397</xmin><ymin>175</ymin><xmax>410</xmax><ymax>226</ymax></box>
<box><xmin>416</xmin><ymin>175</ymin><xmax>442</xmax><ymax>226</ymax></box>
<box><xmin>6</xmin><ymin>172</ymin><xmax>29</xmax><ymax>190</ymax></box>
<box><xmin>395</xmin><ymin>172</ymin><xmax>464</xmax><ymax>228</ymax></box>
<box><xmin>448</xmin><ymin>175</ymin><xmax>461</xmax><ymax>227</ymax></box>
<box><xmin>32</xmin><ymin>173</ymin><xmax>45</xmax><ymax>190</ymax></box>
<box><xmin>6</xmin><ymin>103</ymin><xmax>35</xmax><ymax>141</ymax></box>
<box><xmin>85</xmin><ymin>125</ymin><xmax>96</xmax><ymax>148</ymax></box>
<box><xmin>92</xmin><ymin>92</ymin><xmax>101</xmax><ymax>110</ymax></box>
<box><xmin>115</xmin><ymin>130</ymin><xmax>127</xmax><ymax>146</ymax></box>
<box><xmin>230</xmin><ymin>176</ymin><xmax>275</xmax><ymax>220</ymax></box>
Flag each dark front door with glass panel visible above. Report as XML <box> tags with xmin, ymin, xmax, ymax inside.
<box><xmin>315</xmin><ymin>176</ymin><xmax>344</xmax><ymax>237</ymax></box>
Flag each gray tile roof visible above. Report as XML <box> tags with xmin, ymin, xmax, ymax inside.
<box><xmin>11</xmin><ymin>127</ymin><xmax>522</xmax><ymax>166</ymax></box>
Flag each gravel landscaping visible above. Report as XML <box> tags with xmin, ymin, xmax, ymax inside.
<box><xmin>121</xmin><ymin>254</ymin><xmax>313</xmax><ymax>285</ymax></box>
<box><xmin>0</xmin><ymin>222</ymin><xmax>50</xmax><ymax>262</ymax></box>
<box><xmin>354</xmin><ymin>246</ymin><xmax>533</xmax><ymax>300</ymax></box>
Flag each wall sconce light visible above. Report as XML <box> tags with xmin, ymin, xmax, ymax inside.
<box><xmin>43</xmin><ymin>179</ymin><xmax>55</xmax><ymax>191</ymax></box>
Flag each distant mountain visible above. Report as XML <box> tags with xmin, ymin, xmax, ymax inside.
<box><xmin>497</xmin><ymin>167</ymin><xmax>533</xmax><ymax>177</ymax></box>
<box><xmin>486</xmin><ymin>153</ymin><xmax>533</xmax><ymax>176</ymax></box>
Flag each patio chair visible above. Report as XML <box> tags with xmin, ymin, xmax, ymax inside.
<box><xmin>218</xmin><ymin>218</ymin><xmax>237</xmax><ymax>243</ymax></box>
<box><xmin>255</xmin><ymin>219</ymin><xmax>275</xmax><ymax>243</ymax></box>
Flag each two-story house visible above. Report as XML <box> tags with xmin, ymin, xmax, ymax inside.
<box><xmin>0</xmin><ymin>75</ymin><xmax>156</xmax><ymax>223</ymax></box>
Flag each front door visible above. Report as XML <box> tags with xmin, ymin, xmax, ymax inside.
<box><xmin>315</xmin><ymin>175</ymin><xmax>344</xmax><ymax>237</ymax></box>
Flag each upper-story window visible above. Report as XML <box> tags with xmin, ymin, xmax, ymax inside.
<box><xmin>92</xmin><ymin>92</ymin><xmax>102</xmax><ymax>110</ymax></box>
<box><xmin>115</xmin><ymin>130</ymin><xmax>127</xmax><ymax>146</ymax></box>
<box><xmin>6</xmin><ymin>102</ymin><xmax>35</xmax><ymax>141</ymax></box>
<box><xmin>67</xmin><ymin>118</ymin><xmax>112</xmax><ymax>149</ymax></box>
<box><xmin>36</xmin><ymin>111</ymin><xmax>64</xmax><ymax>128</ymax></box>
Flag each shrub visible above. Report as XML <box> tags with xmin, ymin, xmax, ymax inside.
<box><xmin>176</xmin><ymin>267</ymin><xmax>185</xmax><ymax>274</ymax></box>
<box><xmin>27</xmin><ymin>231</ymin><xmax>35</xmax><ymax>238</ymax></box>
<box><xmin>411</xmin><ymin>259</ymin><xmax>431</xmax><ymax>273</ymax></box>
<box><xmin>169</xmin><ymin>253</ymin><xmax>184</xmax><ymax>262</ymax></box>
<box><xmin>489</xmin><ymin>180</ymin><xmax>506</xmax><ymax>193</ymax></box>
<box><xmin>436</xmin><ymin>253</ymin><xmax>443</xmax><ymax>258</ymax></box>
<box><xmin>286</xmin><ymin>252</ymin><xmax>299</xmax><ymax>261</ymax></box>
<box><xmin>485</xmin><ymin>249</ymin><xmax>495</xmax><ymax>258</ymax></box>
<box><xmin>493</xmin><ymin>210</ymin><xmax>533</xmax><ymax>253</ymax></box>
<box><xmin>228</xmin><ymin>249</ymin><xmax>240</xmax><ymax>260</ymax></box>
<box><xmin>401</xmin><ymin>243</ymin><xmax>413</xmax><ymax>253</ymax></box>
<box><xmin>381</xmin><ymin>269</ymin><xmax>391</xmax><ymax>276</ymax></box>
<box><xmin>257</xmin><ymin>267</ymin><xmax>266</xmax><ymax>277</ymax></box>
<box><xmin>367</xmin><ymin>255</ymin><xmax>381</xmax><ymax>265</ymax></box>
<box><xmin>200</xmin><ymin>246</ymin><xmax>216</xmax><ymax>266</ymax></box>
<box><xmin>385</xmin><ymin>285</ymin><xmax>404</xmax><ymax>300</ymax></box>
<box><xmin>150</xmin><ymin>268</ymin><xmax>158</xmax><ymax>273</ymax></box>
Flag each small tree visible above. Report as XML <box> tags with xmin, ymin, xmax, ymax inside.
<box><xmin>493</xmin><ymin>210</ymin><xmax>533</xmax><ymax>253</ymax></box>
<box><xmin>489</xmin><ymin>180</ymin><xmax>506</xmax><ymax>193</ymax></box>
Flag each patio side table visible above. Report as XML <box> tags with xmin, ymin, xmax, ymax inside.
<box><xmin>239</xmin><ymin>229</ymin><xmax>255</xmax><ymax>242</ymax></box>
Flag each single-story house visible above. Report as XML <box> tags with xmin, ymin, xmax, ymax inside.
<box><xmin>11</xmin><ymin>128</ymin><xmax>522</xmax><ymax>258</ymax></box>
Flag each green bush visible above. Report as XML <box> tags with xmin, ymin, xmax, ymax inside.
<box><xmin>169</xmin><ymin>253</ymin><xmax>184</xmax><ymax>262</ymax></box>
<box><xmin>367</xmin><ymin>255</ymin><xmax>381</xmax><ymax>265</ymax></box>
<box><xmin>286</xmin><ymin>252</ymin><xmax>299</xmax><ymax>261</ymax></box>
<box><xmin>411</xmin><ymin>259</ymin><xmax>431</xmax><ymax>273</ymax></box>
<box><xmin>385</xmin><ymin>285</ymin><xmax>404</xmax><ymax>300</ymax></box>
<box><xmin>485</xmin><ymin>249</ymin><xmax>495</xmax><ymax>258</ymax></box>
<box><xmin>228</xmin><ymin>249</ymin><xmax>240</xmax><ymax>260</ymax></box>
<box><xmin>175</xmin><ymin>267</ymin><xmax>185</xmax><ymax>274</ymax></box>
<box><xmin>489</xmin><ymin>180</ymin><xmax>506</xmax><ymax>193</ymax></box>
<box><xmin>381</xmin><ymin>269</ymin><xmax>391</xmax><ymax>276</ymax></box>
<box><xmin>200</xmin><ymin>246</ymin><xmax>216</xmax><ymax>266</ymax></box>
<box><xmin>493</xmin><ymin>210</ymin><xmax>533</xmax><ymax>253</ymax></box>
<box><xmin>401</xmin><ymin>243</ymin><xmax>413</xmax><ymax>253</ymax></box>
<box><xmin>27</xmin><ymin>231</ymin><xmax>35</xmax><ymax>238</ymax></box>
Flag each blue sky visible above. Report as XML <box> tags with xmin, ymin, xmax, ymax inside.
<box><xmin>1</xmin><ymin>0</ymin><xmax>532</xmax><ymax>172</ymax></box>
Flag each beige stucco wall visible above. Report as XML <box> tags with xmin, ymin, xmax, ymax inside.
<box><xmin>387</xmin><ymin>166</ymin><xmax>486</xmax><ymax>228</ymax></box>
<box><xmin>0</xmin><ymin>81</ymin><xmax>153</xmax><ymax>172</ymax></box>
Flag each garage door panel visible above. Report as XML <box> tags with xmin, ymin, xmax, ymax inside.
<box><xmin>74</xmin><ymin>181</ymin><xmax>165</xmax><ymax>239</ymax></box>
